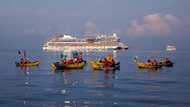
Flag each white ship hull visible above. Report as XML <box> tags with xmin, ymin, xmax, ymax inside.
<box><xmin>43</xmin><ymin>45</ymin><xmax>118</xmax><ymax>51</ymax></box>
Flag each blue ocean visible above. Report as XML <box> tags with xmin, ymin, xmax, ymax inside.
<box><xmin>0</xmin><ymin>49</ymin><xmax>190</xmax><ymax>107</ymax></box>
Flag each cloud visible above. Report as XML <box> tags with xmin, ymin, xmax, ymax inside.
<box><xmin>127</xmin><ymin>13</ymin><xmax>180</xmax><ymax>36</ymax></box>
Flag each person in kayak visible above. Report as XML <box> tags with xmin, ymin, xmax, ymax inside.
<box><xmin>153</xmin><ymin>59</ymin><xmax>158</xmax><ymax>66</ymax></box>
<box><xmin>111</xmin><ymin>59</ymin><xmax>116</xmax><ymax>67</ymax></box>
<box><xmin>18</xmin><ymin>50</ymin><xmax>31</xmax><ymax>64</ymax></box>
<box><xmin>147</xmin><ymin>59</ymin><xmax>152</xmax><ymax>66</ymax></box>
<box><xmin>165</xmin><ymin>58</ymin><xmax>171</xmax><ymax>63</ymax></box>
<box><xmin>76</xmin><ymin>55</ymin><xmax>83</xmax><ymax>63</ymax></box>
<box><xmin>147</xmin><ymin>59</ymin><xmax>158</xmax><ymax>66</ymax></box>
<box><xmin>20</xmin><ymin>58</ymin><xmax>31</xmax><ymax>64</ymax></box>
<box><xmin>102</xmin><ymin>58</ymin><xmax>114</xmax><ymax>67</ymax></box>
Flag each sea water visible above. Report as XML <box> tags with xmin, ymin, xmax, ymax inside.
<box><xmin>0</xmin><ymin>50</ymin><xmax>190</xmax><ymax>107</ymax></box>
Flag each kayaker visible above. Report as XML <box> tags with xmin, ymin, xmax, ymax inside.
<box><xmin>20</xmin><ymin>58</ymin><xmax>25</xmax><ymax>64</ymax></box>
<box><xmin>165</xmin><ymin>58</ymin><xmax>171</xmax><ymax>64</ymax></box>
<box><xmin>150</xmin><ymin>60</ymin><xmax>155</xmax><ymax>66</ymax></box>
<box><xmin>69</xmin><ymin>59</ymin><xmax>74</xmax><ymax>64</ymax></box>
<box><xmin>165</xmin><ymin>58</ymin><xmax>169</xmax><ymax>62</ymax></box>
<box><xmin>111</xmin><ymin>59</ymin><xmax>116</xmax><ymax>67</ymax></box>
<box><xmin>76</xmin><ymin>54</ymin><xmax>83</xmax><ymax>63</ymax></box>
<box><xmin>72</xmin><ymin>50</ymin><xmax>78</xmax><ymax>58</ymax></box>
<box><xmin>103</xmin><ymin>58</ymin><xmax>113</xmax><ymax>67</ymax></box>
<box><xmin>153</xmin><ymin>59</ymin><xmax>158</xmax><ymax>66</ymax></box>
<box><xmin>147</xmin><ymin>59</ymin><xmax>152</xmax><ymax>65</ymax></box>
<box><xmin>20</xmin><ymin>58</ymin><xmax>30</xmax><ymax>64</ymax></box>
<box><xmin>147</xmin><ymin>59</ymin><xmax>155</xmax><ymax>66</ymax></box>
<box><xmin>60</xmin><ymin>53</ymin><xmax>64</xmax><ymax>59</ymax></box>
<box><xmin>63</xmin><ymin>60</ymin><xmax>70</xmax><ymax>64</ymax></box>
<box><xmin>112</xmin><ymin>59</ymin><xmax>116</xmax><ymax>65</ymax></box>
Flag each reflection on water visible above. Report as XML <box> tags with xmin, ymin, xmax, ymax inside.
<box><xmin>17</xmin><ymin>66</ymin><xmax>40</xmax><ymax>72</ymax></box>
<box><xmin>1</xmin><ymin>50</ymin><xmax>190</xmax><ymax>107</ymax></box>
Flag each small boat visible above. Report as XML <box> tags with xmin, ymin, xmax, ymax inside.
<box><xmin>15</xmin><ymin>61</ymin><xmax>40</xmax><ymax>67</ymax></box>
<box><xmin>52</xmin><ymin>50</ymin><xmax>87</xmax><ymax>70</ymax></box>
<box><xmin>89</xmin><ymin>60</ymin><xmax>120</xmax><ymax>71</ymax></box>
<box><xmin>136</xmin><ymin>62</ymin><xmax>162</xmax><ymax>69</ymax></box>
<box><xmin>51</xmin><ymin>61</ymin><xmax>86</xmax><ymax>70</ymax></box>
<box><xmin>166</xmin><ymin>45</ymin><xmax>176</xmax><ymax>51</ymax></box>
<box><xmin>90</xmin><ymin>53</ymin><xmax>120</xmax><ymax>71</ymax></box>
<box><xmin>134</xmin><ymin>57</ymin><xmax>162</xmax><ymax>69</ymax></box>
<box><xmin>16</xmin><ymin>50</ymin><xmax>40</xmax><ymax>67</ymax></box>
<box><xmin>89</xmin><ymin>61</ymin><xmax>102</xmax><ymax>70</ymax></box>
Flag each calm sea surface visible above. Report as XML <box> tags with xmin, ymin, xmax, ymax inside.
<box><xmin>0</xmin><ymin>50</ymin><xmax>190</xmax><ymax>107</ymax></box>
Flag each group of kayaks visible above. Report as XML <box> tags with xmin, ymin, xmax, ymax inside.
<box><xmin>15</xmin><ymin>50</ymin><xmax>174</xmax><ymax>71</ymax></box>
<box><xmin>51</xmin><ymin>53</ymin><xmax>120</xmax><ymax>71</ymax></box>
<box><xmin>134</xmin><ymin>56</ymin><xmax>174</xmax><ymax>69</ymax></box>
<box><xmin>15</xmin><ymin>50</ymin><xmax>120</xmax><ymax>71</ymax></box>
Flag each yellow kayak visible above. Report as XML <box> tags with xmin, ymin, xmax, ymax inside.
<box><xmin>134</xmin><ymin>57</ymin><xmax>161</xmax><ymax>69</ymax></box>
<box><xmin>89</xmin><ymin>61</ymin><xmax>102</xmax><ymax>70</ymax></box>
<box><xmin>64</xmin><ymin>61</ymin><xmax>86</xmax><ymax>69</ymax></box>
<box><xmin>136</xmin><ymin>62</ymin><xmax>162</xmax><ymax>69</ymax></box>
<box><xmin>51</xmin><ymin>61</ymin><xmax>86</xmax><ymax>70</ymax></box>
<box><xmin>89</xmin><ymin>60</ymin><xmax>120</xmax><ymax>70</ymax></box>
<box><xmin>137</xmin><ymin>63</ymin><xmax>153</xmax><ymax>69</ymax></box>
<box><xmin>15</xmin><ymin>61</ymin><xmax>40</xmax><ymax>67</ymax></box>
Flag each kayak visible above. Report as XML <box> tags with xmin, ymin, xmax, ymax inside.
<box><xmin>15</xmin><ymin>61</ymin><xmax>40</xmax><ymax>67</ymax></box>
<box><xmin>51</xmin><ymin>61</ymin><xmax>86</xmax><ymax>70</ymax></box>
<box><xmin>89</xmin><ymin>61</ymin><xmax>102</xmax><ymax>70</ymax></box>
<box><xmin>89</xmin><ymin>60</ymin><xmax>120</xmax><ymax>71</ymax></box>
<box><xmin>134</xmin><ymin>57</ymin><xmax>162</xmax><ymax>69</ymax></box>
<box><xmin>136</xmin><ymin>62</ymin><xmax>162</xmax><ymax>69</ymax></box>
<box><xmin>64</xmin><ymin>61</ymin><xmax>86</xmax><ymax>69</ymax></box>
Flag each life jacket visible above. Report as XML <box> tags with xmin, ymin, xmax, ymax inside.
<box><xmin>20</xmin><ymin>59</ymin><xmax>31</xmax><ymax>64</ymax></box>
<box><xmin>20</xmin><ymin>61</ymin><xmax>24</xmax><ymax>64</ymax></box>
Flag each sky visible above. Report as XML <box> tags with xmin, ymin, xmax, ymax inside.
<box><xmin>0</xmin><ymin>0</ymin><xmax>190</xmax><ymax>51</ymax></box>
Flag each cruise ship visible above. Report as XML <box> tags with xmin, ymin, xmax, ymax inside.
<box><xmin>42</xmin><ymin>33</ymin><xmax>128</xmax><ymax>51</ymax></box>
